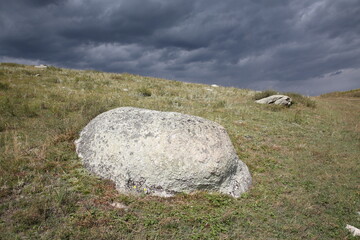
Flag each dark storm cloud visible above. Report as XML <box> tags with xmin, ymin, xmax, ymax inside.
<box><xmin>330</xmin><ymin>71</ymin><xmax>342</xmax><ymax>76</ymax></box>
<box><xmin>1</xmin><ymin>0</ymin><xmax>359</xmax><ymax>95</ymax></box>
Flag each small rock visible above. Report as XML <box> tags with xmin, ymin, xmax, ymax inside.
<box><xmin>211</xmin><ymin>84</ymin><xmax>219</xmax><ymax>87</ymax></box>
<box><xmin>233</xmin><ymin>120</ymin><xmax>245</xmax><ymax>126</ymax></box>
<box><xmin>110</xmin><ymin>202</ymin><xmax>129</xmax><ymax>209</ymax></box>
<box><xmin>255</xmin><ymin>95</ymin><xmax>292</xmax><ymax>106</ymax></box>
<box><xmin>34</xmin><ymin>64</ymin><xmax>48</xmax><ymax>69</ymax></box>
<box><xmin>346</xmin><ymin>224</ymin><xmax>360</xmax><ymax>236</ymax></box>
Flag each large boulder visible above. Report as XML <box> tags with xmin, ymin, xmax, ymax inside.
<box><xmin>255</xmin><ymin>95</ymin><xmax>292</xmax><ymax>106</ymax></box>
<box><xmin>75</xmin><ymin>107</ymin><xmax>251</xmax><ymax>198</ymax></box>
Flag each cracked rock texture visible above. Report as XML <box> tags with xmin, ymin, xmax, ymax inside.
<box><xmin>75</xmin><ymin>107</ymin><xmax>252</xmax><ymax>197</ymax></box>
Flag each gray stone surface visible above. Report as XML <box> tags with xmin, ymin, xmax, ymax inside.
<box><xmin>255</xmin><ymin>95</ymin><xmax>292</xmax><ymax>106</ymax></box>
<box><xmin>346</xmin><ymin>225</ymin><xmax>360</xmax><ymax>237</ymax></box>
<box><xmin>34</xmin><ymin>64</ymin><xmax>48</xmax><ymax>69</ymax></box>
<box><xmin>75</xmin><ymin>107</ymin><xmax>252</xmax><ymax>198</ymax></box>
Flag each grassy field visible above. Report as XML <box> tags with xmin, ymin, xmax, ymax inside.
<box><xmin>320</xmin><ymin>88</ymin><xmax>360</xmax><ymax>98</ymax></box>
<box><xmin>0</xmin><ymin>63</ymin><xmax>359</xmax><ymax>239</ymax></box>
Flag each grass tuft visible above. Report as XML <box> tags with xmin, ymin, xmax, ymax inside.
<box><xmin>137</xmin><ymin>87</ymin><xmax>152</xmax><ymax>97</ymax></box>
<box><xmin>0</xmin><ymin>82</ymin><xmax>10</xmax><ymax>90</ymax></box>
<box><xmin>253</xmin><ymin>89</ymin><xmax>278</xmax><ymax>100</ymax></box>
<box><xmin>284</xmin><ymin>92</ymin><xmax>316</xmax><ymax>108</ymax></box>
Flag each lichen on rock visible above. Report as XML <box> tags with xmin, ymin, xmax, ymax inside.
<box><xmin>75</xmin><ymin>107</ymin><xmax>252</xmax><ymax>198</ymax></box>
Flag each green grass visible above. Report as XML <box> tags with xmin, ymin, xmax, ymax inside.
<box><xmin>0</xmin><ymin>63</ymin><xmax>359</xmax><ymax>239</ymax></box>
<box><xmin>253</xmin><ymin>89</ymin><xmax>279</xmax><ymax>100</ymax></box>
<box><xmin>0</xmin><ymin>82</ymin><xmax>10</xmax><ymax>90</ymax></box>
<box><xmin>137</xmin><ymin>86</ymin><xmax>152</xmax><ymax>97</ymax></box>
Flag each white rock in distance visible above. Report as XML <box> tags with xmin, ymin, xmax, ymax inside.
<box><xmin>255</xmin><ymin>95</ymin><xmax>292</xmax><ymax>106</ymax></box>
<box><xmin>75</xmin><ymin>107</ymin><xmax>252</xmax><ymax>198</ymax></box>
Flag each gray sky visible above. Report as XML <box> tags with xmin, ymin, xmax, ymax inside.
<box><xmin>1</xmin><ymin>0</ymin><xmax>360</xmax><ymax>95</ymax></box>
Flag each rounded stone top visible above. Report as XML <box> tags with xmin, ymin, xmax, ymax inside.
<box><xmin>75</xmin><ymin>107</ymin><xmax>251</xmax><ymax>197</ymax></box>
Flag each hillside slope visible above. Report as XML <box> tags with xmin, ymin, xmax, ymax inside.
<box><xmin>0</xmin><ymin>63</ymin><xmax>359</xmax><ymax>239</ymax></box>
<box><xmin>320</xmin><ymin>88</ymin><xmax>360</xmax><ymax>98</ymax></box>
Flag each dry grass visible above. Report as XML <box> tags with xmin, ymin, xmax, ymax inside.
<box><xmin>320</xmin><ymin>88</ymin><xmax>360</xmax><ymax>98</ymax></box>
<box><xmin>0</xmin><ymin>63</ymin><xmax>359</xmax><ymax>239</ymax></box>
